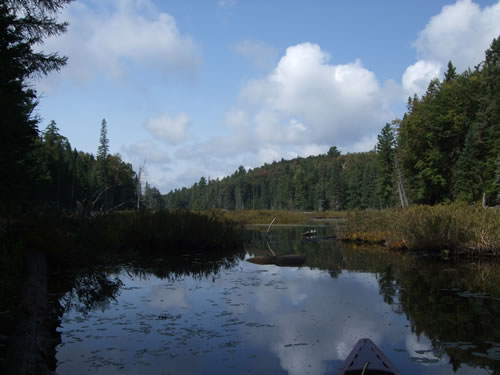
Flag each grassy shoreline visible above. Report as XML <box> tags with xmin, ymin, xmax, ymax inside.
<box><xmin>213</xmin><ymin>205</ymin><xmax>500</xmax><ymax>256</ymax></box>
<box><xmin>217</xmin><ymin>209</ymin><xmax>346</xmax><ymax>225</ymax></box>
<box><xmin>0</xmin><ymin>209</ymin><xmax>244</xmax><ymax>313</ymax></box>
<box><xmin>341</xmin><ymin>204</ymin><xmax>500</xmax><ymax>255</ymax></box>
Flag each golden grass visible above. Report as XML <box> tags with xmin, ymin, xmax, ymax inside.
<box><xmin>341</xmin><ymin>204</ymin><xmax>500</xmax><ymax>255</ymax></box>
<box><xmin>214</xmin><ymin>209</ymin><xmax>346</xmax><ymax>225</ymax></box>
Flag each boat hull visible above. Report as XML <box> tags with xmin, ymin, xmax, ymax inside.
<box><xmin>338</xmin><ymin>338</ymin><xmax>401</xmax><ymax>375</ymax></box>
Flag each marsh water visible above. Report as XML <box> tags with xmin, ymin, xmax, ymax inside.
<box><xmin>54</xmin><ymin>226</ymin><xmax>500</xmax><ymax>374</ymax></box>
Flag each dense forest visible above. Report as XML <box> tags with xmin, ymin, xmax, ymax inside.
<box><xmin>33</xmin><ymin>119</ymin><xmax>138</xmax><ymax>212</ymax></box>
<box><xmin>1</xmin><ymin>0</ymin><xmax>498</xmax><ymax>215</ymax></box>
<box><xmin>0</xmin><ymin>0</ymin><xmax>164</xmax><ymax>216</ymax></box>
<box><xmin>164</xmin><ymin>37</ymin><xmax>500</xmax><ymax>211</ymax></box>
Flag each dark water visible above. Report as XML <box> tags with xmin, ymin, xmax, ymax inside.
<box><xmin>55</xmin><ymin>227</ymin><xmax>500</xmax><ymax>374</ymax></box>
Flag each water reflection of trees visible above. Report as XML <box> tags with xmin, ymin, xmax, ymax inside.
<box><xmin>59</xmin><ymin>268</ymin><xmax>124</xmax><ymax>316</ymax></box>
<box><xmin>247</xmin><ymin>229</ymin><xmax>500</xmax><ymax>372</ymax></box>
<box><xmin>378</xmin><ymin>265</ymin><xmax>398</xmax><ymax>305</ymax></box>
<box><xmin>125</xmin><ymin>249</ymin><xmax>245</xmax><ymax>281</ymax></box>
<box><xmin>336</xmin><ymin>245</ymin><xmax>500</xmax><ymax>371</ymax></box>
<box><xmin>326</xmin><ymin>244</ymin><xmax>500</xmax><ymax>371</ymax></box>
<box><xmin>342</xmin><ymin>247</ymin><xmax>500</xmax><ymax>372</ymax></box>
<box><xmin>57</xmin><ymin>248</ymin><xmax>245</xmax><ymax>316</ymax></box>
<box><xmin>395</xmin><ymin>260</ymin><xmax>500</xmax><ymax>372</ymax></box>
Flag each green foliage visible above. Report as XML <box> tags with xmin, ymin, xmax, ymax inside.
<box><xmin>376</xmin><ymin>122</ymin><xmax>397</xmax><ymax>208</ymax></box>
<box><xmin>399</xmin><ymin>37</ymin><xmax>500</xmax><ymax>205</ymax></box>
<box><xmin>142</xmin><ymin>38</ymin><xmax>500</xmax><ymax>212</ymax></box>
<box><xmin>165</xmin><ymin>150</ymin><xmax>380</xmax><ymax>211</ymax></box>
<box><xmin>24</xmin><ymin>120</ymin><xmax>138</xmax><ymax>212</ymax></box>
<box><xmin>143</xmin><ymin>182</ymin><xmax>165</xmax><ymax>210</ymax></box>
<box><xmin>0</xmin><ymin>1</ymin><xmax>70</xmax><ymax>212</ymax></box>
<box><xmin>0</xmin><ymin>2</ymin><xmax>142</xmax><ymax>215</ymax></box>
<box><xmin>444</xmin><ymin>61</ymin><xmax>457</xmax><ymax>82</ymax></box>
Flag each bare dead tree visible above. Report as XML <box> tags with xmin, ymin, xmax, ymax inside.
<box><xmin>395</xmin><ymin>156</ymin><xmax>409</xmax><ymax>207</ymax></box>
<box><xmin>136</xmin><ymin>160</ymin><xmax>146</xmax><ymax>210</ymax></box>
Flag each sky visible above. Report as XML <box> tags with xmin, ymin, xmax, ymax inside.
<box><xmin>35</xmin><ymin>0</ymin><xmax>500</xmax><ymax>193</ymax></box>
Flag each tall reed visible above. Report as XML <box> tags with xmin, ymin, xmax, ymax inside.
<box><xmin>342</xmin><ymin>204</ymin><xmax>500</xmax><ymax>255</ymax></box>
<box><xmin>79</xmin><ymin>209</ymin><xmax>244</xmax><ymax>255</ymax></box>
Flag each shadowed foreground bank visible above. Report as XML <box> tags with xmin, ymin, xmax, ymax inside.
<box><xmin>0</xmin><ymin>209</ymin><xmax>244</xmax><ymax>374</ymax></box>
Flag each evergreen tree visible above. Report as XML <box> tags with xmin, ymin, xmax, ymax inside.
<box><xmin>496</xmin><ymin>154</ymin><xmax>500</xmax><ymax>205</ymax></box>
<box><xmin>376</xmin><ymin>122</ymin><xmax>396</xmax><ymax>208</ymax></box>
<box><xmin>143</xmin><ymin>182</ymin><xmax>164</xmax><ymax>210</ymax></box>
<box><xmin>96</xmin><ymin>119</ymin><xmax>109</xmax><ymax>209</ymax></box>
<box><xmin>0</xmin><ymin>1</ymin><xmax>70</xmax><ymax>210</ymax></box>
<box><xmin>479</xmin><ymin>37</ymin><xmax>500</xmax><ymax>204</ymax></box>
<box><xmin>444</xmin><ymin>61</ymin><xmax>457</xmax><ymax>82</ymax></box>
<box><xmin>39</xmin><ymin>120</ymin><xmax>71</xmax><ymax>205</ymax></box>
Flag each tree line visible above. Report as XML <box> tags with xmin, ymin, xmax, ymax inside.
<box><xmin>34</xmin><ymin>119</ymin><xmax>138</xmax><ymax>213</ymax></box>
<box><xmin>1</xmin><ymin>0</ymin><xmax>498</xmax><ymax>214</ymax></box>
<box><xmin>0</xmin><ymin>1</ymin><xmax>165</xmax><ymax>215</ymax></box>
<box><xmin>164</xmin><ymin>37</ymin><xmax>500</xmax><ymax>211</ymax></box>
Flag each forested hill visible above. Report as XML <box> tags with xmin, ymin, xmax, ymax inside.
<box><xmin>164</xmin><ymin>149</ymin><xmax>380</xmax><ymax>211</ymax></box>
<box><xmin>164</xmin><ymin>37</ymin><xmax>500</xmax><ymax>211</ymax></box>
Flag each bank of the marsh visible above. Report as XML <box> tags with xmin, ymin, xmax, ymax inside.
<box><xmin>218</xmin><ymin>209</ymin><xmax>346</xmax><ymax>225</ymax></box>
<box><xmin>341</xmin><ymin>204</ymin><xmax>500</xmax><ymax>255</ymax></box>
<box><xmin>0</xmin><ymin>208</ymin><xmax>244</xmax><ymax>373</ymax></box>
<box><xmin>214</xmin><ymin>205</ymin><xmax>500</xmax><ymax>256</ymax></box>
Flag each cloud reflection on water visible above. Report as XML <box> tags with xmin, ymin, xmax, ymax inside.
<box><xmin>56</xmin><ymin>255</ymin><xmax>490</xmax><ymax>375</ymax></box>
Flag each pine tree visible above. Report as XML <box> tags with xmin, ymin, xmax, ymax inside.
<box><xmin>480</xmin><ymin>37</ymin><xmax>500</xmax><ymax>204</ymax></box>
<box><xmin>376</xmin><ymin>122</ymin><xmax>396</xmax><ymax>208</ymax></box>
<box><xmin>444</xmin><ymin>61</ymin><xmax>457</xmax><ymax>82</ymax></box>
<box><xmin>496</xmin><ymin>154</ymin><xmax>500</xmax><ymax>205</ymax></box>
<box><xmin>96</xmin><ymin>118</ymin><xmax>109</xmax><ymax>209</ymax></box>
<box><xmin>0</xmin><ymin>1</ymin><xmax>70</xmax><ymax>210</ymax></box>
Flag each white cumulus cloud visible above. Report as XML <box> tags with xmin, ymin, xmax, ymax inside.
<box><xmin>145</xmin><ymin>113</ymin><xmax>191</xmax><ymax>144</ymax></box>
<box><xmin>242</xmin><ymin>43</ymin><xmax>390</xmax><ymax>148</ymax></box>
<box><xmin>170</xmin><ymin>42</ymin><xmax>394</xmax><ymax>190</ymax></box>
<box><xmin>224</xmin><ymin>109</ymin><xmax>251</xmax><ymax>130</ymax></box>
<box><xmin>415</xmin><ymin>0</ymin><xmax>500</xmax><ymax>72</ymax></box>
<box><xmin>402</xmin><ymin>60</ymin><xmax>442</xmax><ymax>97</ymax></box>
<box><xmin>40</xmin><ymin>0</ymin><xmax>201</xmax><ymax>86</ymax></box>
<box><xmin>402</xmin><ymin>0</ymin><xmax>500</xmax><ymax>97</ymax></box>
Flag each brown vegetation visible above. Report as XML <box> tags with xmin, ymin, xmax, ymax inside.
<box><xmin>342</xmin><ymin>204</ymin><xmax>500</xmax><ymax>255</ymax></box>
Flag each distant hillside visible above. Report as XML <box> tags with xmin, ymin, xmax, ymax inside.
<box><xmin>164</xmin><ymin>148</ymin><xmax>382</xmax><ymax>211</ymax></box>
<box><xmin>163</xmin><ymin>37</ymin><xmax>500</xmax><ymax>211</ymax></box>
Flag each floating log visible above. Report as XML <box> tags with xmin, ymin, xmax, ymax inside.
<box><xmin>247</xmin><ymin>255</ymin><xmax>306</xmax><ymax>267</ymax></box>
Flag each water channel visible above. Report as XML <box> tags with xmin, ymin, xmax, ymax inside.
<box><xmin>54</xmin><ymin>226</ymin><xmax>500</xmax><ymax>374</ymax></box>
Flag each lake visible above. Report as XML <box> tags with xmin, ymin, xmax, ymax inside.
<box><xmin>54</xmin><ymin>226</ymin><xmax>500</xmax><ymax>374</ymax></box>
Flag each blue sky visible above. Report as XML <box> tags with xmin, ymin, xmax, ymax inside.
<box><xmin>35</xmin><ymin>0</ymin><xmax>500</xmax><ymax>193</ymax></box>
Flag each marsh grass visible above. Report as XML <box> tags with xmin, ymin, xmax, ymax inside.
<box><xmin>0</xmin><ymin>208</ymin><xmax>243</xmax><ymax>307</ymax></box>
<box><xmin>342</xmin><ymin>204</ymin><xmax>500</xmax><ymax>255</ymax></box>
<box><xmin>218</xmin><ymin>209</ymin><xmax>346</xmax><ymax>225</ymax></box>
<box><xmin>80</xmin><ymin>209</ymin><xmax>243</xmax><ymax>255</ymax></box>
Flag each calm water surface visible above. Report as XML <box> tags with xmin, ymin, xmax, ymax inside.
<box><xmin>55</xmin><ymin>227</ymin><xmax>500</xmax><ymax>374</ymax></box>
